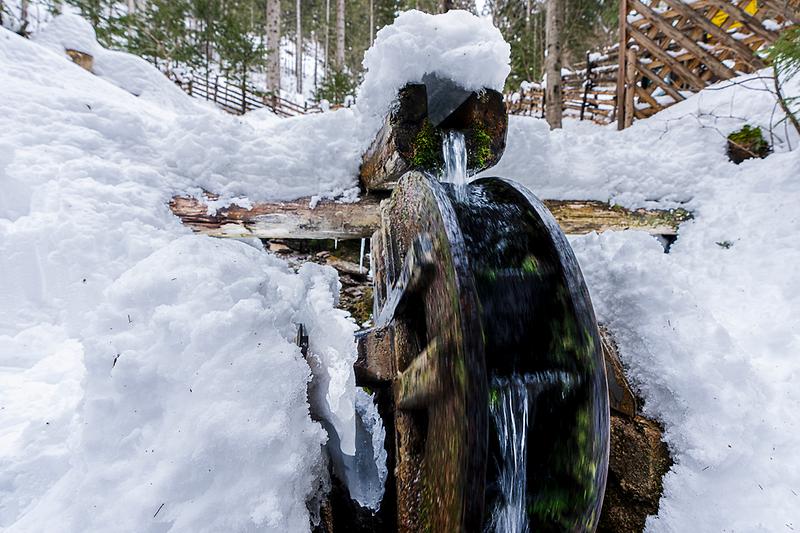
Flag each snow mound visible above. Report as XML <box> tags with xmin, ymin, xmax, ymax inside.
<box><xmin>357</xmin><ymin>9</ymin><xmax>510</xmax><ymax>125</ymax></box>
<box><xmin>0</xmin><ymin>20</ymin><xmax>368</xmax><ymax>532</ymax></box>
<box><xmin>34</xmin><ymin>13</ymin><xmax>192</xmax><ymax>111</ymax></box>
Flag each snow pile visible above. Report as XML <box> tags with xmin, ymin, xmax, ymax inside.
<box><xmin>22</xmin><ymin>13</ymin><xmax>363</xmax><ymax>204</ymax></box>
<box><xmin>486</xmin><ymin>72</ymin><xmax>800</xmax><ymax>530</ymax></box>
<box><xmin>0</xmin><ymin>20</ymin><xmax>369</xmax><ymax>532</ymax></box>
<box><xmin>357</xmin><ymin>9</ymin><xmax>511</xmax><ymax>127</ymax></box>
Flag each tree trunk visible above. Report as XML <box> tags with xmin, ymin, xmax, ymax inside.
<box><xmin>369</xmin><ymin>0</ymin><xmax>374</xmax><ymax>46</ymax></box>
<box><xmin>544</xmin><ymin>0</ymin><xmax>563</xmax><ymax>129</ymax></box>
<box><xmin>440</xmin><ymin>0</ymin><xmax>453</xmax><ymax>12</ymax></box>
<box><xmin>266</xmin><ymin>0</ymin><xmax>281</xmax><ymax>95</ymax></box>
<box><xmin>20</xmin><ymin>0</ymin><xmax>29</xmax><ymax>33</ymax></box>
<box><xmin>325</xmin><ymin>0</ymin><xmax>330</xmax><ymax>73</ymax></box>
<box><xmin>335</xmin><ymin>0</ymin><xmax>345</xmax><ymax>69</ymax></box>
<box><xmin>295</xmin><ymin>0</ymin><xmax>302</xmax><ymax>95</ymax></box>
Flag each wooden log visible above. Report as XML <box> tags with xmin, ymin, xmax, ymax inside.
<box><xmin>359</xmin><ymin>83</ymin><xmax>507</xmax><ymax>192</ymax></box>
<box><xmin>170</xmin><ymin>194</ymin><xmax>692</xmax><ymax>238</ymax></box>
<box><xmin>168</xmin><ymin>193</ymin><xmax>383</xmax><ymax>240</ymax></box>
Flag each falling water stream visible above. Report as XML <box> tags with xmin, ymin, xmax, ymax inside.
<box><xmin>488</xmin><ymin>376</ymin><xmax>531</xmax><ymax>533</ymax></box>
<box><xmin>441</xmin><ymin>130</ymin><xmax>469</xmax><ymax>200</ymax></box>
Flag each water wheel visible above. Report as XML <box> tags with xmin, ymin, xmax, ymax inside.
<box><xmin>359</xmin><ymin>171</ymin><xmax>609</xmax><ymax>532</ymax></box>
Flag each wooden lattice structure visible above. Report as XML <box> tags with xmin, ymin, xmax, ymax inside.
<box><xmin>616</xmin><ymin>0</ymin><xmax>800</xmax><ymax>128</ymax></box>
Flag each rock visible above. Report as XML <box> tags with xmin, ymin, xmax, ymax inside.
<box><xmin>316</xmin><ymin>251</ymin><xmax>331</xmax><ymax>259</ymax></box>
<box><xmin>598</xmin><ymin>414</ymin><xmax>672</xmax><ymax>533</ymax></box>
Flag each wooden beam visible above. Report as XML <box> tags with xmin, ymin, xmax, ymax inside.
<box><xmin>636</xmin><ymin>59</ymin><xmax>686</xmax><ymax>103</ymax></box>
<box><xmin>616</xmin><ymin>0</ymin><xmax>629</xmax><ymax>129</ymax></box>
<box><xmin>628</xmin><ymin>24</ymin><xmax>707</xmax><ymax>90</ymax></box>
<box><xmin>704</xmin><ymin>0</ymin><xmax>780</xmax><ymax>43</ymax></box>
<box><xmin>169</xmin><ymin>194</ymin><xmax>692</xmax><ymax>238</ymax></box>
<box><xmin>630</xmin><ymin>0</ymin><xmax>738</xmax><ymax>80</ymax></box>
<box><xmin>661</xmin><ymin>0</ymin><xmax>767</xmax><ymax>70</ymax></box>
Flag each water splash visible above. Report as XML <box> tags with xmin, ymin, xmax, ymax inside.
<box><xmin>441</xmin><ymin>130</ymin><xmax>468</xmax><ymax>200</ymax></box>
<box><xmin>487</xmin><ymin>375</ymin><xmax>530</xmax><ymax>533</ymax></box>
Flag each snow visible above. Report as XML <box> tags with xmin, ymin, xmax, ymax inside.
<box><xmin>0</xmin><ymin>18</ymin><xmax>370</xmax><ymax>531</ymax></box>
<box><xmin>357</xmin><ymin>9</ymin><xmax>510</xmax><ymax>130</ymax></box>
<box><xmin>484</xmin><ymin>70</ymin><xmax>800</xmax><ymax>530</ymax></box>
<box><xmin>4</xmin><ymin>5</ymin><xmax>800</xmax><ymax>532</ymax></box>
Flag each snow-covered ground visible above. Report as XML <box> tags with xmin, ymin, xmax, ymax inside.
<box><xmin>2</xmin><ymin>7</ymin><xmax>800</xmax><ymax>533</ymax></box>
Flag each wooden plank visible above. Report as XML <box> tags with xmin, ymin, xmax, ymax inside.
<box><xmin>704</xmin><ymin>0</ymin><xmax>781</xmax><ymax>42</ymax></box>
<box><xmin>636</xmin><ymin>59</ymin><xmax>686</xmax><ymax>102</ymax></box>
<box><xmin>170</xmin><ymin>194</ymin><xmax>692</xmax><ymax>238</ymax></box>
<box><xmin>635</xmin><ymin>85</ymin><xmax>665</xmax><ymax>113</ymax></box>
<box><xmin>661</xmin><ymin>0</ymin><xmax>766</xmax><ymax>69</ymax></box>
<box><xmin>759</xmin><ymin>0</ymin><xmax>800</xmax><ymax>24</ymax></box>
<box><xmin>624</xmin><ymin>47</ymin><xmax>637</xmax><ymax>128</ymax></box>
<box><xmin>630</xmin><ymin>0</ymin><xmax>738</xmax><ymax>80</ymax></box>
<box><xmin>628</xmin><ymin>24</ymin><xmax>707</xmax><ymax>90</ymax></box>
<box><xmin>617</xmin><ymin>0</ymin><xmax>629</xmax><ymax>129</ymax></box>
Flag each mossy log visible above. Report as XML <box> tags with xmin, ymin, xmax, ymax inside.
<box><xmin>170</xmin><ymin>194</ymin><xmax>690</xmax><ymax>239</ymax></box>
<box><xmin>359</xmin><ymin>83</ymin><xmax>507</xmax><ymax>191</ymax></box>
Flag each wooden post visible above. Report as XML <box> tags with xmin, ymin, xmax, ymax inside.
<box><xmin>624</xmin><ymin>47</ymin><xmax>636</xmax><ymax>128</ymax></box>
<box><xmin>616</xmin><ymin>0</ymin><xmax>628</xmax><ymax>130</ymax></box>
<box><xmin>544</xmin><ymin>0</ymin><xmax>563</xmax><ymax>129</ymax></box>
<box><xmin>580</xmin><ymin>51</ymin><xmax>593</xmax><ymax>121</ymax></box>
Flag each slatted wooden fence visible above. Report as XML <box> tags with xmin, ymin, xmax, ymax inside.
<box><xmin>174</xmin><ymin>73</ymin><xmax>323</xmax><ymax>117</ymax></box>
<box><xmin>506</xmin><ymin>51</ymin><xmax>620</xmax><ymax>124</ymax></box>
<box><xmin>616</xmin><ymin>0</ymin><xmax>799</xmax><ymax>128</ymax></box>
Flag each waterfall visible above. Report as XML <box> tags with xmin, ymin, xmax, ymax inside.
<box><xmin>441</xmin><ymin>130</ymin><xmax>468</xmax><ymax>200</ymax></box>
<box><xmin>487</xmin><ymin>375</ymin><xmax>530</xmax><ymax>533</ymax></box>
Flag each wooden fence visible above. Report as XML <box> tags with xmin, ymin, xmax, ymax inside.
<box><xmin>174</xmin><ymin>73</ymin><xmax>323</xmax><ymax>117</ymax></box>
<box><xmin>506</xmin><ymin>50</ymin><xmax>621</xmax><ymax>124</ymax></box>
<box><xmin>508</xmin><ymin>0</ymin><xmax>797</xmax><ymax>127</ymax></box>
<box><xmin>616</xmin><ymin>0</ymin><xmax>799</xmax><ymax>128</ymax></box>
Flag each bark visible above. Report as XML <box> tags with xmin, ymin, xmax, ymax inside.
<box><xmin>266</xmin><ymin>0</ymin><xmax>281</xmax><ymax>94</ymax></box>
<box><xmin>335</xmin><ymin>0</ymin><xmax>345</xmax><ymax>68</ymax></box>
<box><xmin>369</xmin><ymin>0</ymin><xmax>374</xmax><ymax>46</ymax></box>
<box><xmin>170</xmin><ymin>195</ymin><xmax>689</xmax><ymax>239</ymax></box>
<box><xmin>544</xmin><ymin>0</ymin><xmax>563</xmax><ymax>129</ymax></box>
<box><xmin>295</xmin><ymin>0</ymin><xmax>302</xmax><ymax>94</ymax></box>
<box><xmin>325</xmin><ymin>0</ymin><xmax>330</xmax><ymax>73</ymax></box>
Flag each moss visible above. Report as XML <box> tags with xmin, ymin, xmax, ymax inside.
<box><xmin>521</xmin><ymin>255</ymin><xmax>540</xmax><ymax>275</ymax></box>
<box><xmin>470</xmin><ymin>121</ymin><xmax>493</xmax><ymax>169</ymax></box>
<box><xmin>411</xmin><ymin>119</ymin><xmax>443</xmax><ymax>171</ymax></box>
<box><xmin>727</xmin><ymin>124</ymin><xmax>771</xmax><ymax>163</ymax></box>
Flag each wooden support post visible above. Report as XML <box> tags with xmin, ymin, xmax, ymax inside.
<box><xmin>624</xmin><ymin>47</ymin><xmax>637</xmax><ymax>129</ymax></box>
<box><xmin>616</xmin><ymin>0</ymin><xmax>629</xmax><ymax>130</ymax></box>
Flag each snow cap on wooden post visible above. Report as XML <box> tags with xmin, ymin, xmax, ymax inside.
<box><xmin>356</xmin><ymin>10</ymin><xmax>511</xmax><ymax>191</ymax></box>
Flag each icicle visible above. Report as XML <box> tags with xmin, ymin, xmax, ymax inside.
<box><xmin>359</xmin><ymin>238</ymin><xmax>366</xmax><ymax>273</ymax></box>
<box><xmin>334</xmin><ymin>238</ymin><xmax>338</xmax><ymax>250</ymax></box>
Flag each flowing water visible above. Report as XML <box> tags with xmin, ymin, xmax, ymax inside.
<box><xmin>487</xmin><ymin>375</ymin><xmax>531</xmax><ymax>533</ymax></box>
<box><xmin>441</xmin><ymin>130</ymin><xmax>468</xmax><ymax>200</ymax></box>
